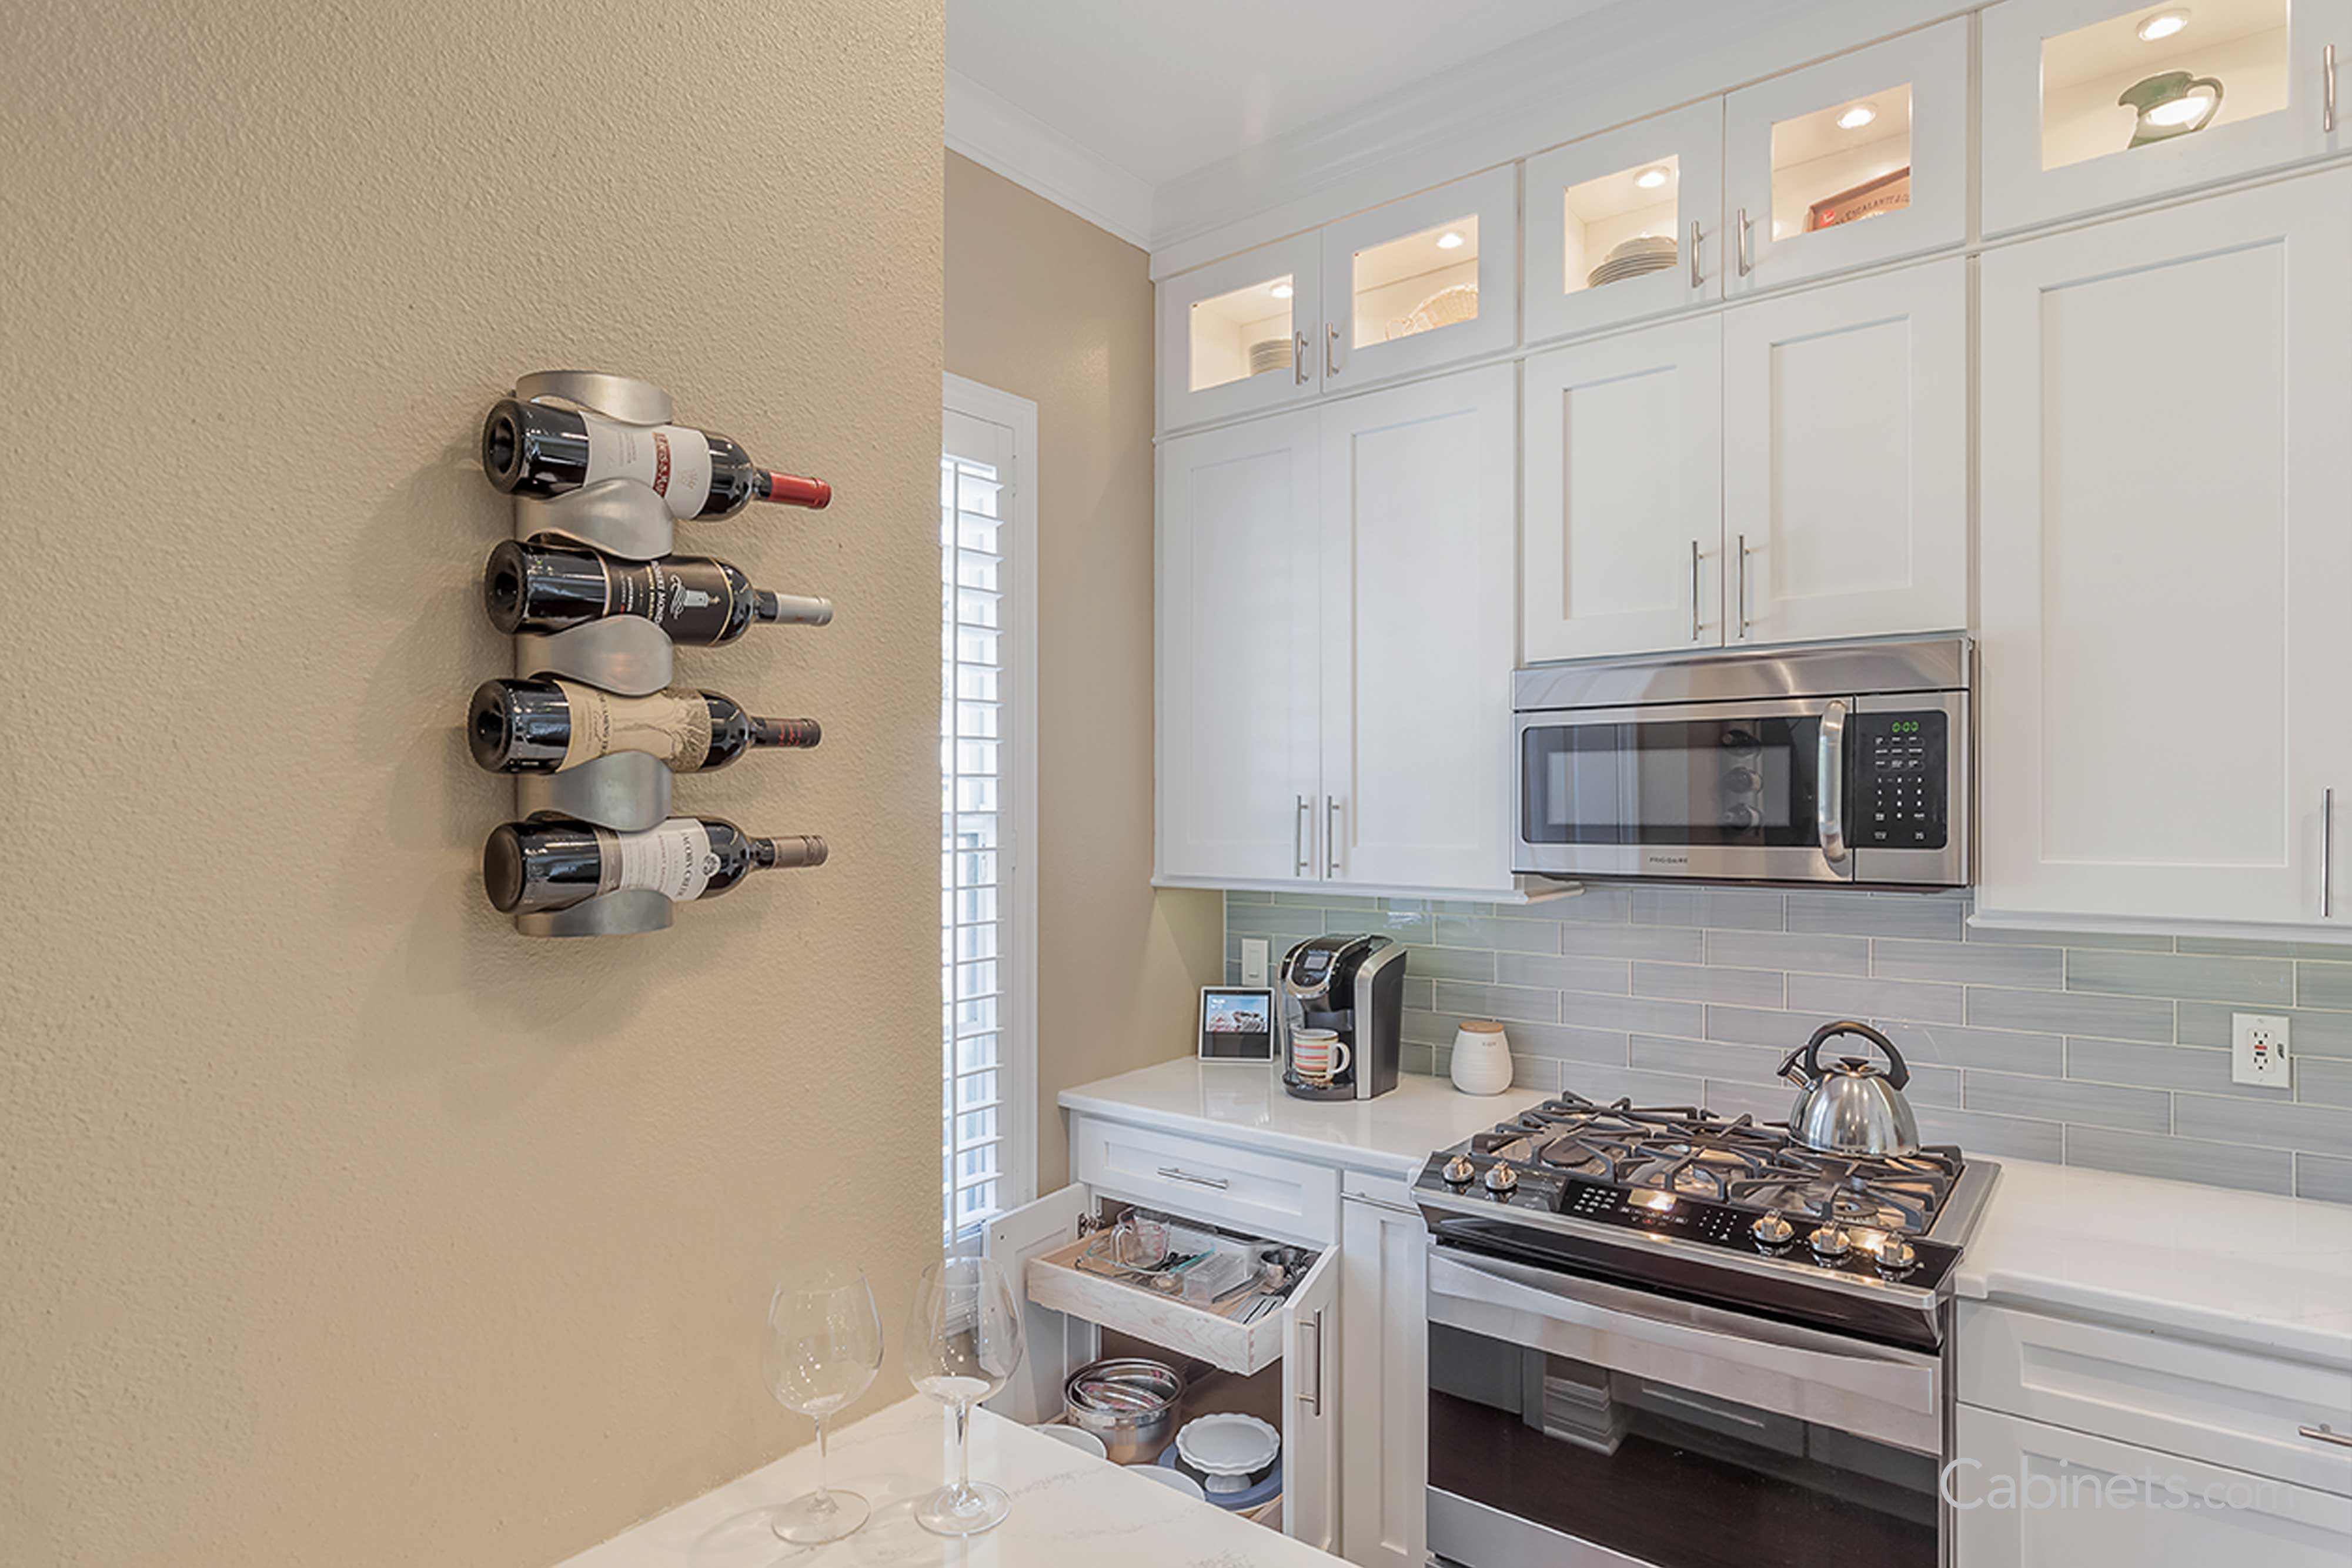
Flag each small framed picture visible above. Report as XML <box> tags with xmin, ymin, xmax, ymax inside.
<box><xmin>1198</xmin><ymin>986</ymin><xmax>1278</xmax><ymax>1062</ymax></box>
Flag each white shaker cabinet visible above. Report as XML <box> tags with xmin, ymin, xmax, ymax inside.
<box><xmin>1157</xmin><ymin>233</ymin><xmax>1324</xmax><ymax>431</ymax></box>
<box><xmin>1338</xmin><ymin>1178</ymin><xmax>1429</xmax><ymax>1568</ymax></box>
<box><xmin>1318</xmin><ymin>365</ymin><xmax>1516</xmax><ymax>892</ymax></box>
<box><xmin>1522</xmin><ymin>316</ymin><xmax>1725</xmax><ymax>663</ymax></box>
<box><xmin>1977</xmin><ymin>172</ymin><xmax>2352</xmax><ymax>928</ymax></box>
<box><xmin>1982</xmin><ymin>0</ymin><xmax>2352</xmax><ymax>238</ymax></box>
<box><xmin>1524</xmin><ymin>98</ymin><xmax>1725</xmax><ymax>345</ymax></box>
<box><xmin>1157</xmin><ymin>408</ymin><xmax>1323</xmax><ymax>885</ymax></box>
<box><xmin>1319</xmin><ymin>168</ymin><xmax>1518</xmax><ymax>393</ymax></box>
<box><xmin>1721</xmin><ymin>258</ymin><xmax>1968</xmax><ymax>646</ymax></box>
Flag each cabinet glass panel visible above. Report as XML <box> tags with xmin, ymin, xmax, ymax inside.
<box><xmin>1351</xmin><ymin>216</ymin><xmax>1479</xmax><ymax>349</ymax></box>
<box><xmin>1562</xmin><ymin>159</ymin><xmax>1682</xmax><ymax>297</ymax></box>
<box><xmin>1769</xmin><ymin>84</ymin><xmax>1915</xmax><ymax>245</ymax></box>
<box><xmin>2038</xmin><ymin>0</ymin><xmax>2288</xmax><ymax>171</ymax></box>
<box><xmin>1189</xmin><ymin>277</ymin><xmax>1296</xmax><ymax>393</ymax></box>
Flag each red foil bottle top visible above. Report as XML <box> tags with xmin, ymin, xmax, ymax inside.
<box><xmin>762</xmin><ymin>470</ymin><xmax>832</xmax><ymax>509</ymax></box>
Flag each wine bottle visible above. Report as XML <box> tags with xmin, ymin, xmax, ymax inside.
<box><xmin>483</xmin><ymin>817</ymin><xmax>827</xmax><ymax>914</ymax></box>
<box><xmin>480</xmin><ymin>397</ymin><xmax>831</xmax><ymax>518</ymax></box>
<box><xmin>467</xmin><ymin>678</ymin><xmax>820</xmax><ymax>774</ymax></box>
<box><xmin>483</xmin><ymin>539</ymin><xmax>832</xmax><ymax>644</ymax></box>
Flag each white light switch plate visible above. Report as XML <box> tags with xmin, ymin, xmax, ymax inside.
<box><xmin>2232</xmin><ymin>1012</ymin><xmax>2291</xmax><ymax>1088</ymax></box>
<box><xmin>1240</xmin><ymin>938</ymin><xmax>1269</xmax><ymax>987</ymax></box>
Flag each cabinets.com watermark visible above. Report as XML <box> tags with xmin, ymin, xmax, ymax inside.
<box><xmin>1942</xmin><ymin>1458</ymin><xmax>2283</xmax><ymax>1512</ymax></box>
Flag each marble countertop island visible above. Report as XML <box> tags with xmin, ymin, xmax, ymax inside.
<box><xmin>554</xmin><ymin>1395</ymin><xmax>1337</xmax><ymax>1567</ymax></box>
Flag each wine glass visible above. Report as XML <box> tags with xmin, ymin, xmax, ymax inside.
<box><xmin>762</xmin><ymin>1263</ymin><xmax>885</xmax><ymax>1543</ymax></box>
<box><xmin>906</xmin><ymin>1255</ymin><xmax>1026</xmax><ymax>1536</ymax></box>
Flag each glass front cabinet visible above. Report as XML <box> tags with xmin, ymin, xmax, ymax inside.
<box><xmin>1157</xmin><ymin>233</ymin><xmax>1324</xmax><ymax>430</ymax></box>
<box><xmin>1524</xmin><ymin>99</ymin><xmax>1726</xmax><ymax>345</ymax></box>
<box><xmin>1983</xmin><ymin>0</ymin><xmax>2350</xmax><ymax>235</ymax></box>
<box><xmin>1723</xmin><ymin>18</ymin><xmax>1970</xmax><ymax>293</ymax></box>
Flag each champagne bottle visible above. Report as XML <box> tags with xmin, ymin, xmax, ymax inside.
<box><xmin>480</xmin><ymin>397</ymin><xmax>831</xmax><ymax>518</ymax></box>
<box><xmin>467</xmin><ymin>678</ymin><xmax>820</xmax><ymax>774</ymax></box>
<box><xmin>483</xmin><ymin>539</ymin><xmax>832</xmax><ymax>644</ymax></box>
<box><xmin>483</xmin><ymin>817</ymin><xmax>827</xmax><ymax>914</ymax></box>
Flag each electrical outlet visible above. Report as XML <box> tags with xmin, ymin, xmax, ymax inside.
<box><xmin>1240</xmin><ymin>937</ymin><xmax>1270</xmax><ymax>987</ymax></box>
<box><xmin>2232</xmin><ymin>1012</ymin><xmax>2292</xmax><ymax>1088</ymax></box>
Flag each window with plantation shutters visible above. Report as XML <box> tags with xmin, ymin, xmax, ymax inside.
<box><xmin>941</xmin><ymin>382</ymin><xmax>1037</xmax><ymax>1246</ymax></box>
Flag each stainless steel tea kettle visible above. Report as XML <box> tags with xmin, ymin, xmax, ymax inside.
<box><xmin>1779</xmin><ymin>1020</ymin><xmax>1919</xmax><ymax>1156</ymax></box>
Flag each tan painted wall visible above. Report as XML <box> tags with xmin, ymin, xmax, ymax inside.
<box><xmin>943</xmin><ymin>155</ymin><xmax>1222</xmax><ymax>1191</ymax></box>
<box><xmin>0</xmin><ymin>4</ymin><xmax>942</xmax><ymax>1564</ymax></box>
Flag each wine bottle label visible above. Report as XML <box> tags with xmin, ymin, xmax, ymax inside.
<box><xmin>580</xmin><ymin>410</ymin><xmax>714</xmax><ymax>519</ymax></box>
<box><xmin>603</xmin><ymin>560</ymin><xmax>737</xmax><ymax>643</ymax></box>
<box><xmin>554</xmin><ymin>681</ymin><xmax>713</xmax><ymax>772</ymax></box>
<box><xmin>613</xmin><ymin>819</ymin><xmax>718</xmax><ymax>902</ymax></box>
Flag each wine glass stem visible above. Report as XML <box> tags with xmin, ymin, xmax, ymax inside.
<box><xmin>954</xmin><ymin>1400</ymin><xmax>974</xmax><ymax>1505</ymax></box>
<box><xmin>814</xmin><ymin>1414</ymin><xmax>833</xmax><ymax>1510</ymax></box>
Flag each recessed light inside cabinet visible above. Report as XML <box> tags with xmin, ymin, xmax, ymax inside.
<box><xmin>1269</xmin><ymin>281</ymin><xmax>1293</xmax><ymax>299</ymax></box>
<box><xmin>2137</xmin><ymin>9</ymin><xmax>2191</xmax><ymax>41</ymax></box>
<box><xmin>1836</xmin><ymin>102</ymin><xmax>1879</xmax><ymax>130</ymax></box>
<box><xmin>1634</xmin><ymin>166</ymin><xmax>1671</xmax><ymax>189</ymax></box>
<box><xmin>1436</xmin><ymin>230</ymin><xmax>1466</xmax><ymax>250</ymax></box>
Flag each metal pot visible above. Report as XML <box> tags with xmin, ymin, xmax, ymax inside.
<box><xmin>1063</xmin><ymin>1356</ymin><xmax>1184</xmax><ymax>1463</ymax></box>
<box><xmin>1778</xmin><ymin>1019</ymin><xmax>1919</xmax><ymax>1156</ymax></box>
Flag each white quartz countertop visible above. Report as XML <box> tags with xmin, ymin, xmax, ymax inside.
<box><xmin>554</xmin><ymin>1394</ymin><xmax>1335</xmax><ymax>1568</ymax></box>
<box><xmin>1059</xmin><ymin>1057</ymin><xmax>1552</xmax><ymax>1178</ymax></box>
<box><xmin>1954</xmin><ymin>1156</ymin><xmax>2352</xmax><ymax>1365</ymax></box>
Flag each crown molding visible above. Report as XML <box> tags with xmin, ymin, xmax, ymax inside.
<box><xmin>946</xmin><ymin>68</ymin><xmax>1155</xmax><ymax>250</ymax></box>
<box><xmin>1146</xmin><ymin>0</ymin><xmax>1972</xmax><ymax>278</ymax></box>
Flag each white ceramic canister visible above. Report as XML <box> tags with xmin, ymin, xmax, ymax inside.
<box><xmin>1451</xmin><ymin>1019</ymin><xmax>1513</xmax><ymax>1096</ymax></box>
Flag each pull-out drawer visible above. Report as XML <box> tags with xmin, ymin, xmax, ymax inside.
<box><xmin>1073</xmin><ymin>1115</ymin><xmax>1339</xmax><ymax>1246</ymax></box>
<box><xmin>1957</xmin><ymin>1303</ymin><xmax>2352</xmax><ymax>1497</ymax></box>
<box><xmin>1025</xmin><ymin>1226</ymin><xmax>1320</xmax><ymax>1378</ymax></box>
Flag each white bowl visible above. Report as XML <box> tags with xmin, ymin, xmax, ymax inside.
<box><xmin>1033</xmin><ymin>1423</ymin><xmax>1108</xmax><ymax>1459</ymax></box>
<box><xmin>1173</xmin><ymin>1412</ymin><xmax>1280</xmax><ymax>1493</ymax></box>
<box><xmin>1131</xmin><ymin>1464</ymin><xmax>1207</xmax><ymax>1501</ymax></box>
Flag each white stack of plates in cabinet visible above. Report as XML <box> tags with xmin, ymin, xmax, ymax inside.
<box><xmin>1586</xmin><ymin>234</ymin><xmax>1679</xmax><ymax>288</ymax></box>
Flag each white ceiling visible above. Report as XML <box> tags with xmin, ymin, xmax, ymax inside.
<box><xmin>948</xmin><ymin>0</ymin><xmax>1625</xmax><ymax>189</ymax></box>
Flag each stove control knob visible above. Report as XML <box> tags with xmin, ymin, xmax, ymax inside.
<box><xmin>1809</xmin><ymin>1224</ymin><xmax>1853</xmax><ymax>1261</ymax></box>
<box><xmin>1442</xmin><ymin>1155</ymin><xmax>1477</xmax><ymax>1187</ymax></box>
<box><xmin>1749</xmin><ymin>1210</ymin><xmax>1795</xmax><ymax>1248</ymax></box>
<box><xmin>1483</xmin><ymin>1162</ymin><xmax>1520</xmax><ymax>1195</ymax></box>
<box><xmin>1874</xmin><ymin>1237</ymin><xmax>1919</xmax><ymax>1276</ymax></box>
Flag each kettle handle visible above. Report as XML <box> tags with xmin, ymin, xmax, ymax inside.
<box><xmin>1799</xmin><ymin>1019</ymin><xmax>1909</xmax><ymax>1090</ymax></box>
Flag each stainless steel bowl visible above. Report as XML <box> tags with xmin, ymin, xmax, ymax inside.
<box><xmin>1063</xmin><ymin>1356</ymin><xmax>1184</xmax><ymax>1464</ymax></box>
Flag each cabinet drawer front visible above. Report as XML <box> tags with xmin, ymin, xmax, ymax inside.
<box><xmin>1959</xmin><ymin>1303</ymin><xmax>2352</xmax><ymax>1497</ymax></box>
<box><xmin>1955</xmin><ymin>1405</ymin><xmax>2352</xmax><ymax>1568</ymax></box>
<box><xmin>1026</xmin><ymin>1233</ymin><xmax>1287</xmax><ymax>1377</ymax></box>
<box><xmin>1074</xmin><ymin>1117</ymin><xmax>1339</xmax><ymax>1245</ymax></box>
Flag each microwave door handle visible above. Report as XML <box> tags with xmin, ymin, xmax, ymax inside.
<box><xmin>1818</xmin><ymin>700</ymin><xmax>1850</xmax><ymax>865</ymax></box>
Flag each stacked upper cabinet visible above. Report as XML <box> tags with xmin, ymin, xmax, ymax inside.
<box><xmin>1982</xmin><ymin>0</ymin><xmax>2351</xmax><ymax>236</ymax></box>
<box><xmin>1724</xmin><ymin>18</ymin><xmax>1970</xmax><ymax>293</ymax></box>
<box><xmin>1524</xmin><ymin>101</ymin><xmax>1726</xmax><ymax>345</ymax></box>
<box><xmin>1157</xmin><ymin>170</ymin><xmax>1518</xmax><ymax>433</ymax></box>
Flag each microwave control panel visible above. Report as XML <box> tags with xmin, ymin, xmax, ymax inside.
<box><xmin>1855</xmin><ymin>711</ymin><xmax>1947</xmax><ymax>850</ymax></box>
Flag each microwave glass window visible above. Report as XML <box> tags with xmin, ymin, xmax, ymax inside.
<box><xmin>1522</xmin><ymin>717</ymin><xmax>1823</xmax><ymax>845</ymax></box>
<box><xmin>2038</xmin><ymin>0</ymin><xmax>2285</xmax><ymax>171</ymax></box>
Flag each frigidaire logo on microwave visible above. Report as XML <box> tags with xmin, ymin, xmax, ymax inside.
<box><xmin>1646</xmin><ymin>854</ymin><xmax>1689</xmax><ymax>866</ymax></box>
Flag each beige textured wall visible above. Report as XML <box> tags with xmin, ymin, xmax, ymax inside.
<box><xmin>943</xmin><ymin>155</ymin><xmax>1222</xmax><ymax>1191</ymax></box>
<box><xmin>0</xmin><ymin>4</ymin><xmax>941</xmax><ymax>1565</ymax></box>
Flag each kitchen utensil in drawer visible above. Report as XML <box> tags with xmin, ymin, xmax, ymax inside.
<box><xmin>1064</xmin><ymin>1356</ymin><xmax>1184</xmax><ymax>1464</ymax></box>
<box><xmin>1155</xmin><ymin>1445</ymin><xmax>1282</xmax><ymax>1511</ymax></box>
<box><xmin>1173</xmin><ymin>1412</ymin><xmax>1281</xmax><ymax>1494</ymax></box>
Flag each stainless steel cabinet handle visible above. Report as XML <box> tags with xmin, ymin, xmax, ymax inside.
<box><xmin>1689</xmin><ymin>219</ymin><xmax>1702</xmax><ymax>289</ymax></box>
<box><xmin>1325</xmin><ymin>795</ymin><xmax>1341</xmax><ymax>878</ymax></box>
<box><xmin>2304</xmin><ymin>1423</ymin><xmax>2352</xmax><ymax>1449</ymax></box>
<box><xmin>1343</xmin><ymin>1192</ymin><xmax>1424</xmax><ymax>1218</ymax></box>
<box><xmin>1819</xmin><ymin>699</ymin><xmax>1850</xmax><ymax>865</ymax></box>
<box><xmin>1736</xmin><ymin>208</ymin><xmax>1752</xmax><ymax>278</ymax></box>
<box><xmin>1295</xmin><ymin>794</ymin><xmax>1312</xmax><ymax>875</ymax></box>
<box><xmin>1293</xmin><ymin>329</ymin><xmax>1309</xmax><ymax>386</ymax></box>
<box><xmin>1736</xmin><ymin>533</ymin><xmax>1750</xmax><ymax>639</ymax></box>
<box><xmin>1327</xmin><ymin>323</ymin><xmax>1341</xmax><ymax>378</ymax></box>
<box><xmin>1155</xmin><ymin>1166</ymin><xmax>1230</xmax><ymax>1191</ymax></box>
<box><xmin>2325</xmin><ymin>787</ymin><xmax>2337</xmax><ymax>918</ymax></box>
<box><xmin>1297</xmin><ymin>1308</ymin><xmax>1325</xmax><ymax>1416</ymax></box>
<box><xmin>1689</xmin><ymin>540</ymin><xmax>1702</xmax><ymax>641</ymax></box>
<box><xmin>2327</xmin><ymin>44</ymin><xmax>2338</xmax><ymax>133</ymax></box>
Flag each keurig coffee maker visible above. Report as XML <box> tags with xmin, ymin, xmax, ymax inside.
<box><xmin>1278</xmin><ymin>934</ymin><xmax>1404</xmax><ymax>1102</ymax></box>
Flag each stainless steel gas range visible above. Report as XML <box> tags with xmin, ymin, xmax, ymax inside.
<box><xmin>1412</xmin><ymin>1092</ymin><xmax>1999</xmax><ymax>1568</ymax></box>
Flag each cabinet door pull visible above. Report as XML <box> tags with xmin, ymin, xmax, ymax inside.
<box><xmin>1295</xmin><ymin>794</ymin><xmax>1312</xmax><ymax>875</ymax></box>
<box><xmin>2302</xmin><ymin>1422</ymin><xmax>2352</xmax><ymax>1450</ymax></box>
<box><xmin>1736</xmin><ymin>208</ymin><xmax>1752</xmax><ymax>278</ymax></box>
<box><xmin>1325</xmin><ymin>795</ymin><xmax>1342</xmax><ymax>879</ymax></box>
<box><xmin>1689</xmin><ymin>219</ymin><xmax>1702</xmax><ymax>290</ymax></box>
<box><xmin>1819</xmin><ymin>700</ymin><xmax>1850</xmax><ymax>866</ymax></box>
<box><xmin>2326</xmin><ymin>44</ymin><xmax>2338</xmax><ymax>133</ymax></box>
<box><xmin>2325</xmin><ymin>787</ymin><xmax>2336</xmax><ymax>918</ymax></box>
<box><xmin>1327</xmin><ymin>323</ymin><xmax>1342</xmax><ymax>378</ymax></box>
<box><xmin>1155</xmin><ymin>1165</ymin><xmax>1230</xmax><ymax>1191</ymax></box>
<box><xmin>1689</xmin><ymin>540</ymin><xmax>1702</xmax><ymax>641</ymax></box>
<box><xmin>1297</xmin><ymin>1308</ymin><xmax>1325</xmax><ymax>1417</ymax></box>
<box><xmin>1343</xmin><ymin>1192</ymin><xmax>1424</xmax><ymax>1218</ymax></box>
<box><xmin>1736</xmin><ymin>533</ymin><xmax>1750</xmax><ymax>639</ymax></box>
<box><xmin>1293</xmin><ymin>329</ymin><xmax>1310</xmax><ymax>386</ymax></box>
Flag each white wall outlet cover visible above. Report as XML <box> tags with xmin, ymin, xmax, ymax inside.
<box><xmin>2231</xmin><ymin>1012</ymin><xmax>2291</xmax><ymax>1089</ymax></box>
<box><xmin>1240</xmin><ymin>937</ymin><xmax>1270</xmax><ymax>987</ymax></box>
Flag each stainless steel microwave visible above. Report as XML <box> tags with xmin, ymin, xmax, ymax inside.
<box><xmin>1514</xmin><ymin>636</ymin><xmax>1972</xmax><ymax>888</ymax></box>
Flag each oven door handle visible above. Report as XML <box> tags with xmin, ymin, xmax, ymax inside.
<box><xmin>1426</xmin><ymin>1245</ymin><xmax>1939</xmax><ymax>1436</ymax></box>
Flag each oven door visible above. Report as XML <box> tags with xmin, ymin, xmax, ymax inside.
<box><xmin>1514</xmin><ymin>697</ymin><xmax>1847</xmax><ymax>882</ymax></box>
<box><xmin>1425</xmin><ymin>1243</ymin><xmax>1943</xmax><ymax>1568</ymax></box>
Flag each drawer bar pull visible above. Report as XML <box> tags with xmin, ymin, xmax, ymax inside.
<box><xmin>2302</xmin><ymin>1423</ymin><xmax>2352</xmax><ymax>1450</ymax></box>
<box><xmin>1156</xmin><ymin>1165</ymin><xmax>1230</xmax><ymax>1191</ymax></box>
